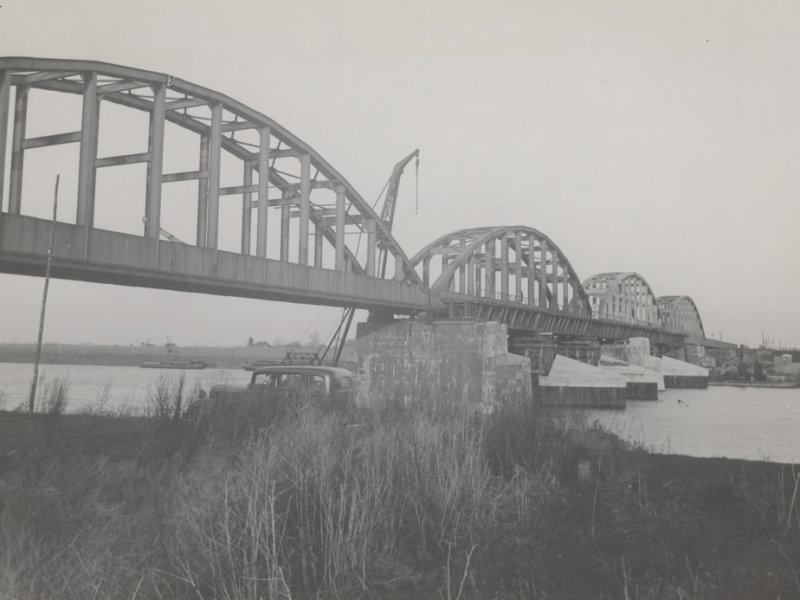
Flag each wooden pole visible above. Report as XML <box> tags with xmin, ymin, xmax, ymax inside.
<box><xmin>29</xmin><ymin>175</ymin><xmax>60</xmax><ymax>413</ymax></box>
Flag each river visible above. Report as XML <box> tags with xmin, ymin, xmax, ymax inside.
<box><xmin>1</xmin><ymin>362</ymin><xmax>798</xmax><ymax>463</ymax></box>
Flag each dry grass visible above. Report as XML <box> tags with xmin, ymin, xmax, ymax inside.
<box><xmin>1</xmin><ymin>385</ymin><xmax>799</xmax><ymax>599</ymax></box>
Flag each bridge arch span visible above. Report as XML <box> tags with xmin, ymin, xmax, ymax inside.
<box><xmin>0</xmin><ymin>57</ymin><xmax>422</xmax><ymax>287</ymax></box>
<box><xmin>411</xmin><ymin>226</ymin><xmax>591</xmax><ymax>316</ymax></box>
<box><xmin>582</xmin><ymin>272</ymin><xmax>661</xmax><ymax>326</ymax></box>
<box><xmin>657</xmin><ymin>295</ymin><xmax>706</xmax><ymax>340</ymax></box>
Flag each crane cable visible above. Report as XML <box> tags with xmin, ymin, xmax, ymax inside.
<box><xmin>415</xmin><ymin>154</ymin><xmax>420</xmax><ymax>215</ymax></box>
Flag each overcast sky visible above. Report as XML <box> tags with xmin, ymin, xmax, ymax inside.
<box><xmin>1</xmin><ymin>0</ymin><xmax>799</xmax><ymax>348</ymax></box>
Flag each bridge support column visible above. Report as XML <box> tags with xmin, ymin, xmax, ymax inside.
<box><xmin>298</xmin><ymin>153</ymin><xmax>310</xmax><ymax>265</ymax></box>
<box><xmin>8</xmin><ymin>84</ymin><xmax>28</xmax><ymax>215</ymax></box>
<box><xmin>538</xmin><ymin>239</ymin><xmax>548</xmax><ymax>309</ymax></box>
<box><xmin>366</xmin><ymin>218</ymin><xmax>377</xmax><ymax>277</ymax></box>
<box><xmin>314</xmin><ymin>227</ymin><xmax>323</xmax><ymax>267</ymax></box>
<box><xmin>484</xmin><ymin>240</ymin><xmax>494</xmax><ymax>297</ymax></box>
<box><xmin>144</xmin><ymin>83</ymin><xmax>165</xmax><ymax>241</ymax></box>
<box><xmin>77</xmin><ymin>73</ymin><xmax>100</xmax><ymax>257</ymax></box>
<box><xmin>550</xmin><ymin>251</ymin><xmax>559</xmax><ymax>310</ymax></box>
<box><xmin>256</xmin><ymin>127</ymin><xmax>270</xmax><ymax>257</ymax></box>
<box><xmin>242</xmin><ymin>162</ymin><xmax>252</xmax><ymax>254</ymax></box>
<box><xmin>206</xmin><ymin>103</ymin><xmax>222</xmax><ymax>249</ymax></box>
<box><xmin>356</xmin><ymin>320</ymin><xmax>531</xmax><ymax>412</ymax></box>
<box><xmin>514</xmin><ymin>231</ymin><xmax>523</xmax><ymax>302</ymax></box>
<box><xmin>335</xmin><ymin>184</ymin><xmax>345</xmax><ymax>270</ymax></box>
<box><xmin>196</xmin><ymin>135</ymin><xmax>209</xmax><ymax>246</ymax></box>
<box><xmin>280</xmin><ymin>191</ymin><xmax>290</xmax><ymax>261</ymax></box>
<box><xmin>0</xmin><ymin>70</ymin><xmax>9</xmax><ymax>212</ymax></box>
<box><xmin>500</xmin><ymin>236</ymin><xmax>509</xmax><ymax>300</ymax></box>
<box><xmin>527</xmin><ymin>233</ymin><xmax>536</xmax><ymax>306</ymax></box>
<box><xmin>395</xmin><ymin>252</ymin><xmax>405</xmax><ymax>281</ymax></box>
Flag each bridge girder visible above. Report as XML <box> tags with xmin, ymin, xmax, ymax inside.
<box><xmin>0</xmin><ymin>57</ymin><xmax>422</xmax><ymax>286</ymax></box>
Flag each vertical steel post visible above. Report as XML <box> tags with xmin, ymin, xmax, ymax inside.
<box><xmin>538</xmin><ymin>240</ymin><xmax>548</xmax><ymax>308</ymax></box>
<box><xmin>77</xmin><ymin>73</ymin><xmax>100</xmax><ymax>258</ymax></box>
<box><xmin>206</xmin><ymin>103</ymin><xmax>222</xmax><ymax>249</ymax></box>
<box><xmin>0</xmin><ymin>70</ymin><xmax>9</xmax><ymax>212</ymax></box>
<box><xmin>467</xmin><ymin>257</ymin><xmax>475</xmax><ymax>296</ymax></box>
<box><xmin>241</xmin><ymin>162</ymin><xmax>252</xmax><ymax>255</ymax></box>
<box><xmin>514</xmin><ymin>231</ymin><xmax>523</xmax><ymax>302</ymax></box>
<box><xmin>550</xmin><ymin>252</ymin><xmax>559</xmax><ymax>309</ymax></box>
<box><xmin>484</xmin><ymin>240</ymin><xmax>494</xmax><ymax>297</ymax></box>
<box><xmin>562</xmin><ymin>266</ymin><xmax>569</xmax><ymax>312</ymax></box>
<box><xmin>8</xmin><ymin>85</ymin><xmax>28</xmax><ymax>215</ymax></box>
<box><xmin>335</xmin><ymin>185</ymin><xmax>345</xmax><ymax>270</ymax></box>
<box><xmin>500</xmin><ymin>235</ymin><xmax>509</xmax><ymax>300</ymax></box>
<box><xmin>144</xmin><ymin>83</ymin><xmax>165</xmax><ymax>240</ymax></box>
<box><xmin>298</xmin><ymin>153</ymin><xmax>310</xmax><ymax>265</ymax></box>
<box><xmin>422</xmin><ymin>256</ymin><xmax>430</xmax><ymax>287</ymax></box>
<box><xmin>314</xmin><ymin>226</ymin><xmax>323</xmax><ymax>267</ymax></box>
<box><xmin>29</xmin><ymin>175</ymin><xmax>59</xmax><ymax>413</ymax></box>
<box><xmin>527</xmin><ymin>233</ymin><xmax>536</xmax><ymax>305</ymax></box>
<box><xmin>256</xmin><ymin>127</ymin><xmax>270</xmax><ymax>257</ymax></box>
<box><xmin>280</xmin><ymin>191</ymin><xmax>290</xmax><ymax>261</ymax></box>
<box><xmin>397</xmin><ymin>252</ymin><xmax>408</xmax><ymax>282</ymax></box>
<box><xmin>365</xmin><ymin>219</ymin><xmax>377</xmax><ymax>277</ymax></box>
<box><xmin>196</xmin><ymin>134</ymin><xmax>209</xmax><ymax>246</ymax></box>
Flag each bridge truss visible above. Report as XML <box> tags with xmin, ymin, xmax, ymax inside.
<box><xmin>657</xmin><ymin>295</ymin><xmax>706</xmax><ymax>344</ymax></box>
<box><xmin>0</xmin><ymin>58</ymin><xmax>426</xmax><ymax>311</ymax></box>
<box><xmin>583</xmin><ymin>272</ymin><xmax>661</xmax><ymax>326</ymax></box>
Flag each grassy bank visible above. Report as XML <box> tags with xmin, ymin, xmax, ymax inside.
<box><xmin>1</xmin><ymin>389</ymin><xmax>799</xmax><ymax>599</ymax></box>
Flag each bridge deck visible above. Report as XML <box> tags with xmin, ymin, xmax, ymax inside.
<box><xmin>0</xmin><ymin>214</ymin><xmax>426</xmax><ymax>312</ymax></box>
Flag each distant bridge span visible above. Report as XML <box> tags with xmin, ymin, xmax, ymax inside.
<box><xmin>410</xmin><ymin>227</ymin><xmax>687</xmax><ymax>346</ymax></box>
<box><xmin>0</xmin><ymin>58</ymin><xmax>690</xmax><ymax>347</ymax></box>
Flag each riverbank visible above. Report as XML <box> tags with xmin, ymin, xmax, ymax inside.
<box><xmin>1</xmin><ymin>398</ymin><xmax>798</xmax><ymax>599</ymax></box>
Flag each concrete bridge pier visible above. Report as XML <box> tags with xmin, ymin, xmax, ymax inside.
<box><xmin>354</xmin><ymin>319</ymin><xmax>531</xmax><ymax>412</ymax></box>
<box><xmin>602</xmin><ymin>338</ymin><xmax>709</xmax><ymax>389</ymax></box>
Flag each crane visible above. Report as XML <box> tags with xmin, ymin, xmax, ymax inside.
<box><xmin>377</xmin><ymin>149</ymin><xmax>419</xmax><ymax>278</ymax></box>
<box><xmin>321</xmin><ymin>149</ymin><xmax>420</xmax><ymax>366</ymax></box>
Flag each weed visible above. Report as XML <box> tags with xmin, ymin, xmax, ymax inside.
<box><xmin>36</xmin><ymin>375</ymin><xmax>69</xmax><ymax>415</ymax></box>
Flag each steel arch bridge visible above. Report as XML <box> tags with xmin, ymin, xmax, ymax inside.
<box><xmin>0</xmin><ymin>57</ymin><xmax>690</xmax><ymax>348</ymax></box>
<box><xmin>583</xmin><ymin>272</ymin><xmax>661</xmax><ymax>326</ymax></box>
<box><xmin>657</xmin><ymin>296</ymin><xmax>706</xmax><ymax>343</ymax></box>
<box><xmin>410</xmin><ymin>227</ymin><xmax>685</xmax><ymax>345</ymax></box>
<box><xmin>0</xmin><ymin>57</ymin><xmax>425</xmax><ymax>311</ymax></box>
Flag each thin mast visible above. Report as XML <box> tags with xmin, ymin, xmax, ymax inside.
<box><xmin>29</xmin><ymin>174</ymin><xmax>60</xmax><ymax>413</ymax></box>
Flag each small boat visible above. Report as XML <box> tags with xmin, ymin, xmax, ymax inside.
<box><xmin>140</xmin><ymin>360</ymin><xmax>206</xmax><ymax>370</ymax></box>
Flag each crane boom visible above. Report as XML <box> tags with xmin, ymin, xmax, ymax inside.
<box><xmin>378</xmin><ymin>149</ymin><xmax>419</xmax><ymax>278</ymax></box>
<box><xmin>380</xmin><ymin>149</ymin><xmax>420</xmax><ymax>228</ymax></box>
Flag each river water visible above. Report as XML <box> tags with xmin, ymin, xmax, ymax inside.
<box><xmin>1</xmin><ymin>362</ymin><xmax>798</xmax><ymax>463</ymax></box>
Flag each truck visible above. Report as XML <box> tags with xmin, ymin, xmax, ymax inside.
<box><xmin>207</xmin><ymin>364</ymin><xmax>356</xmax><ymax>408</ymax></box>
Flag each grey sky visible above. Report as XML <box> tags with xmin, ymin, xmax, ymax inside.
<box><xmin>1</xmin><ymin>0</ymin><xmax>798</xmax><ymax>347</ymax></box>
